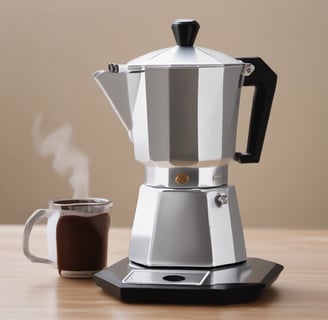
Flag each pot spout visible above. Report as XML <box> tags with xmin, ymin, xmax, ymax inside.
<box><xmin>93</xmin><ymin>66</ymin><xmax>141</xmax><ymax>138</ymax></box>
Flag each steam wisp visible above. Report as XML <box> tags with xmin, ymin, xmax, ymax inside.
<box><xmin>32</xmin><ymin>114</ymin><xmax>89</xmax><ymax>198</ymax></box>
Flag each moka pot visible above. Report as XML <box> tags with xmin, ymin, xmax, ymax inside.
<box><xmin>93</xmin><ymin>19</ymin><xmax>277</xmax><ymax>268</ymax></box>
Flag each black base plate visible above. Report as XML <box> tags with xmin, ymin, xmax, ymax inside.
<box><xmin>94</xmin><ymin>257</ymin><xmax>283</xmax><ymax>304</ymax></box>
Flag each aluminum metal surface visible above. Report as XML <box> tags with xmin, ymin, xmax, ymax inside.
<box><xmin>127</xmin><ymin>46</ymin><xmax>245</xmax><ymax>67</ymax></box>
<box><xmin>144</xmin><ymin>165</ymin><xmax>228</xmax><ymax>188</ymax></box>
<box><xmin>93</xmin><ymin>65</ymin><xmax>244</xmax><ymax>177</ymax></box>
<box><xmin>129</xmin><ymin>184</ymin><xmax>246</xmax><ymax>268</ymax></box>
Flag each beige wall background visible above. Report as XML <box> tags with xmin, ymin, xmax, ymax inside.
<box><xmin>1</xmin><ymin>0</ymin><xmax>327</xmax><ymax>228</ymax></box>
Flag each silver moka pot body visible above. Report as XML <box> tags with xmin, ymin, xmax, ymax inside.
<box><xmin>93</xmin><ymin>20</ymin><xmax>277</xmax><ymax>268</ymax></box>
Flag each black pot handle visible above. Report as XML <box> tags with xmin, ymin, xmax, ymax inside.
<box><xmin>234</xmin><ymin>57</ymin><xmax>277</xmax><ymax>163</ymax></box>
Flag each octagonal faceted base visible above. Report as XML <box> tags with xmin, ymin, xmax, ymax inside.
<box><xmin>129</xmin><ymin>185</ymin><xmax>247</xmax><ymax>268</ymax></box>
<box><xmin>94</xmin><ymin>257</ymin><xmax>283</xmax><ymax>304</ymax></box>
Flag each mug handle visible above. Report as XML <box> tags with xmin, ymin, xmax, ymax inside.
<box><xmin>23</xmin><ymin>209</ymin><xmax>55</xmax><ymax>265</ymax></box>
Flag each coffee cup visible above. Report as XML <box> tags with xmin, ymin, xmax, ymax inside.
<box><xmin>23</xmin><ymin>198</ymin><xmax>112</xmax><ymax>278</ymax></box>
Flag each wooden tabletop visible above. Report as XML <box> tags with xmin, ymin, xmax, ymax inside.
<box><xmin>0</xmin><ymin>225</ymin><xmax>327</xmax><ymax>319</ymax></box>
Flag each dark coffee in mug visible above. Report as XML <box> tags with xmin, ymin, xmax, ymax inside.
<box><xmin>23</xmin><ymin>197</ymin><xmax>112</xmax><ymax>278</ymax></box>
<box><xmin>56</xmin><ymin>213</ymin><xmax>110</xmax><ymax>273</ymax></box>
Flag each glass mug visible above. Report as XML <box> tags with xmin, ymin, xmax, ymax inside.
<box><xmin>23</xmin><ymin>198</ymin><xmax>112</xmax><ymax>278</ymax></box>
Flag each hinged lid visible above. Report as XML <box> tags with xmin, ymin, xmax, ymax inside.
<box><xmin>128</xmin><ymin>19</ymin><xmax>244</xmax><ymax>69</ymax></box>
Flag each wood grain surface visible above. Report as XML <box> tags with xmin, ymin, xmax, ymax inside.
<box><xmin>1</xmin><ymin>226</ymin><xmax>327</xmax><ymax>319</ymax></box>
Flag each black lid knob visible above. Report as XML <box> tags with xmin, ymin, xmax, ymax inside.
<box><xmin>171</xmin><ymin>19</ymin><xmax>200</xmax><ymax>47</ymax></box>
